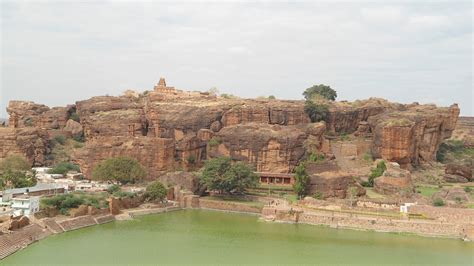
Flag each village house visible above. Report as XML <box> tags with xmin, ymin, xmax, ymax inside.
<box><xmin>11</xmin><ymin>196</ymin><xmax>40</xmax><ymax>217</ymax></box>
<box><xmin>1</xmin><ymin>183</ymin><xmax>68</xmax><ymax>202</ymax></box>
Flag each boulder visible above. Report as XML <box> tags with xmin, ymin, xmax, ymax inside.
<box><xmin>445</xmin><ymin>164</ymin><xmax>472</xmax><ymax>181</ymax></box>
<box><xmin>374</xmin><ymin>163</ymin><xmax>414</xmax><ymax>196</ymax></box>
<box><xmin>432</xmin><ymin>187</ymin><xmax>470</xmax><ymax>203</ymax></box>
<box><xmin>64</xmin><ymin>119</ymin><xmax>84</xmax><ymax>138</ymax></box>
<box><xmin>308</xmin><ymin>171</ymin><xmax>366</xmax><ymax>199</ymax></box>
<box><xmin>443</xmin><ymin>174</ymin><xmax>468</xmax><ymax>183</ymax></box>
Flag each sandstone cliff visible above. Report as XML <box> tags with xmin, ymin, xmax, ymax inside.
<box><xmin>0</xmin><ymin>80</ymin><xmax>460</xmax><ymax>179</ymax></box>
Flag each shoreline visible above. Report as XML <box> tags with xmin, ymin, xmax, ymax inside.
<box><xmin>2</xmin><ymin>199</ymin><xmax>473</xmax><ymax>260</ymax></box>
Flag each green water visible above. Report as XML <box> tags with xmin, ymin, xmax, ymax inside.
<box><xmin>2</xmin><ymin>210</ymin><xmax>473</xmax><ymax>265</ymax></box>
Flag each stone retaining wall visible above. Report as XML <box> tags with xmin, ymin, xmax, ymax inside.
<box><xmin>198</xmin><ymin>199</ymin><xmax>262</xmax><ymax>214</ymax></box>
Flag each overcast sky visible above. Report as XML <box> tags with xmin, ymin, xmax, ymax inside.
<box><xmin>1</xmin><ymin>0</ymin><xmax>472</xmax><ymax>118</ymax></box>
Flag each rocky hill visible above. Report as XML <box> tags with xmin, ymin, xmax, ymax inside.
<box><xmin>0</xmin><ymin>79</ymin><xmax>460</xmax><ymax>179</ymax></box>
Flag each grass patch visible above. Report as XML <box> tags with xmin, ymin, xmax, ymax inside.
<box><xmin>416</xmin><ymin>186</ymin><xmax>441</xmax><ymax>197</ymax></box>
<box><xmin>365</xmin><ymin>188</ymin><xmax>385</xmax><ymax>199</ymax></box>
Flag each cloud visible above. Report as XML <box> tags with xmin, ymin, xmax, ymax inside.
<box><xmin>0</xmin><ymin>1</ymin><xmax>472</xmax><ymax>116</ymax></box>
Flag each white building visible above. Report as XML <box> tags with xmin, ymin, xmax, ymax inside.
<box><xmin>11</xmin><ymin>196</ymin><xmax>40</xmax><ymax>217</ymax></box>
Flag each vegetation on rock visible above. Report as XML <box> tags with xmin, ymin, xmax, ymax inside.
<box><xmin>304</xmin><ymin>101</ymin><xmax>329</xmax><ymax>123</ymax></box>
<box><xmin>92</xmin><ymin>157</ymin><xmax>146</xmax><ymax>184</ymax></box>
<box><xmin>199</xmin><ymin>157</ymin><xmax>259</xmax><ymax>194</ymax></box>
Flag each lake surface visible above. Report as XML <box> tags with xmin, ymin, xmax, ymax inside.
<box><xmin>2</xmin><ymin>210</ymin><xmax>473</xmax><ymax>265</ymax></box>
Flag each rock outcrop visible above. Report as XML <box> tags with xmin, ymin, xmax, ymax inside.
<box><xmin>445</xmin><ymin>164</ymin><xmax>472</xmax><ymax>181</ymax></box>
<box><xmin>209</xmin><ymin>122</ymin><xmax>326</xmax><ymax>173</ymax></box>
<box><xmin>308</xmin><ymin>171</ymin><xmax>366</xmax><ymax>199</ymax></box>
<box><xmin>0</xmin><ymin>127</ymin><xmax>49</xmax><ymax>166</ymax></box>
<box><xmin>374</xmin><ymin>162</ymin><xmax>414</xmax><ymax>195</ymax></box>
<box><xmin>368</xmin><ymin>104</ymin><xmax>460</xmax><ymax>168</ymax></box>
<box><xmin>1</xmin><ymin>78</ymin><xmax>460</xmax><ymax>177</ymax></box>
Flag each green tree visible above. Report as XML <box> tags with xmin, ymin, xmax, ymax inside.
<box><xmin>199</xmin><ymin>157</ymin><xmax>259</xmax><ymax>194</ymax></box>
<box><xmin>293</xmin><ymin>162</ymin><xmax>310</xmax><ymax>199</ymax></box>
<box><xmin>303</xmin><ymin>84</ymin><xmax>337</xmax><ymax>101</ymax></box>
<box><xmin>304</xmin><ymin>101</ymin><xmax>329</xmax><ymax>122</ymax></box>
<box><xmin>368</xmin><ymin>160</ymin><xmax>387</xmax><ymax>187</ymax></box>
<box><xmin>1</xmin><ymin>170</ymin><xmax>36</xmax><ymax>189</ymax></box>
<box><xmin>146</xmin><ymin>181</ymin><xmax>168</xmax><ymax>201</ymax></box>
<box><xmin>92</xmin><ymin>157</ymin><xmax>146</xmax><ymax>184</ymax></box>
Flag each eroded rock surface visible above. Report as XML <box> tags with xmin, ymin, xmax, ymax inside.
<box><xmin>308</xmin><ymin>171</ymin><xmax>366</xmax><ymax>199</ymax></box>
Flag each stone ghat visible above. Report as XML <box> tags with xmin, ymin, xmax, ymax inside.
<box><xmin>262</xmin><ymin>205</ymin><xmax>474</xmax><ymax>240</ymax></box>
<box><xmin>57</xmin><ymin>214</ymin><xmax>116</xmax><ymax>232</ymax></box>
<box><xmin>0</xmin><ymin>224</ymin><xmax>51</xmax><ymax>260</ymax></box>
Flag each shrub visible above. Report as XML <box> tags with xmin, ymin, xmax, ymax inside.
<box><xmin>433</xmin><ymin>198</ymin><xmax>445</xmax><ymax>207</ymax></box>
<box><xmin>309</xmin><ymin>153</ymin><xmax>325</xmax><ymax>162</ymax></box>
<box><xmin>146</xmin><ymin>181</ymin><xmax>167</xmax><ymax>201</ymax></box>
<box><xmin>107</xmin><ymin>184</ymin><xmax>121</xmax><ymax>194</ymax></box>
<box><xmin>73</xmin><ymin>134</ymin><xmax>85</xmax><ymax>143</ymax></box>
<box><xmin>69</xmin><ymin>112</ymin><xmax>80</xmax><ymax>122</ymax></box>
<box><xmin>303</xmin><ymin>84</ymin><xmax>337</xmax><ymax>101</ymax></box>
<box><xmin>53</xmin><ymin>135</ymin><xmax>67</xmax><ymax>145</ymax></box>
<box><xmin>0</xmin><ymin>170</ymin><xmax>36</xmax><ymax>189</ymax></box>
<box><xmin>187</xmin><ymin>154</ymin><xmax>196</xmax><ymax>164</ymax></box>
<box><xmin>92</xmin><ymin>157</ymin><xmax>146</xmax><ymax>184</ymax></box>
<box><xmin>464</xmin><ymin>187</ymin><xmax>472</xmax><ymax>193</ymax></box>
<box><xmin>312</xmin><ymin>191</ymin><xmax>322</xmax><ymax>200</ymax></box>
<box><xmin>268</xmin><ymin>95</ymin><xmax>276</xmax><ymax>100</ymax></box>
<box><xmin>113</xmin><ymin>191</ymin><xmax>137</xmax><ymax>199</ymax></box>
<box><xmin>363</xmin><ymin>152</ymin><xmax>373</xmax><ymax>162</ymax></box>
<box><xmin>199</xmin><ymin>157</ymin><xmax>259</xmax><ymax>194</ymax></box>
<box><xmin>367</xmin><ymin>161</ymin><xmax>386</xmax><ymax>187</ymax></box>
<box><xmin>304</xmin><ymin>101</ymin><xmax>329</xmax><ymax>123</ymax></box>
<box><xmin>24</xmin><ymin>117</ymin><xmax>33</xmax><ymax>127</ymax></box>
<box><xmin>48</xmin><ymin>162</ymin><xmax>81</xmax><ymax>175</ymax></box>
<box><xmin>208</xmin><ymin>137</ymin><xmax>222</xmax><ymax>147</ymax></box>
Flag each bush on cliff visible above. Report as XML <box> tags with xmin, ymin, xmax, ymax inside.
<box><xmin>303</xmin><ymin>84</ymin><xmax>337</xmax><ymax>101</ymax></box>
<box><xmin>92</xmin><ymin>157</ymin><xmax>146</xmax><ymax>184</ymax></box>
<box><xmin>0</xmin><ymin>155</ymin><xmax>31</xmax><ymax>172</ymax></box>
<box><xmin>199</xmin><ymin>157</ymin><xmax>259</xmax><ymax>194</ymax></box>
<box><xmin>304</xmin><ymin>101</ymin><xmax>329</xmax><ymax>123</ymax></box>
<box><xmin>293</xmin><ymin>162</ymin><xmax>309</xmax><ymax>199</ymax></box>
<box><xmin>146</xmin><ymin>181</ymin><xmax>168</xmax><ymax>202</ymax></box>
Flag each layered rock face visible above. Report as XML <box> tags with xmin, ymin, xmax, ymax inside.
<box><xmin>209</xmin><ymin>122</ymin><xmax>325</xmax><ymax>173</ymax></box>
<box><xmin>0</xmin><ymin>127</ymin><xmax>49</xmax><ymax>166</ymax></box>
<box><xmin>1</xmin><ymin>79</ymin><xmax>460</xmax><ymax>179</ymax></box>
<box><xmin>74</xmin><ymin>136</ymin><xmax>175</xmax><ymax>179</ymax></box>
<box><xmin>368</xmin><ymin>104</ymin><xmax>460</xmax><ymax>168</ymax></box>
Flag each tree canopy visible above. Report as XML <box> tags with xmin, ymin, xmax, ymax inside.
<box><xmin>303</xmin><ymin>84</ymin><xmax>337</xmax><ymax>101</ymax></box>
<box><xmin>293</xmin><ymin>162</ymin><xmax>310</xmax><ymax>198</ymax></box>
<box><xmin>0</xmin><ymin>154</ymin><xmax>31</xmax><ymax>172</ymax></box>
<box><xmin>146</xmin><ymin>181</ymin><xmax>168</xmax><ymax>202</ymax></box>
<box><xmin>92</xmin><ymin>157</ymin><xmax>146</xmax><ymax>184</ymax></box>
<box><xmin>0</xmin><ymin>155</ymin><xmax>36</xmax><ymax>189</ymax></box>
<box><xmin>199</xmin><ymin>157</ymin><xmax>259</xmax><ymax>194</ymax></box>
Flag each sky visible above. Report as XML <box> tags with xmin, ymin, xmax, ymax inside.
<box><xmin>1</xmin><ymin>0</ymin><xmax>473</xmax><ymax>118</ymax></box>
